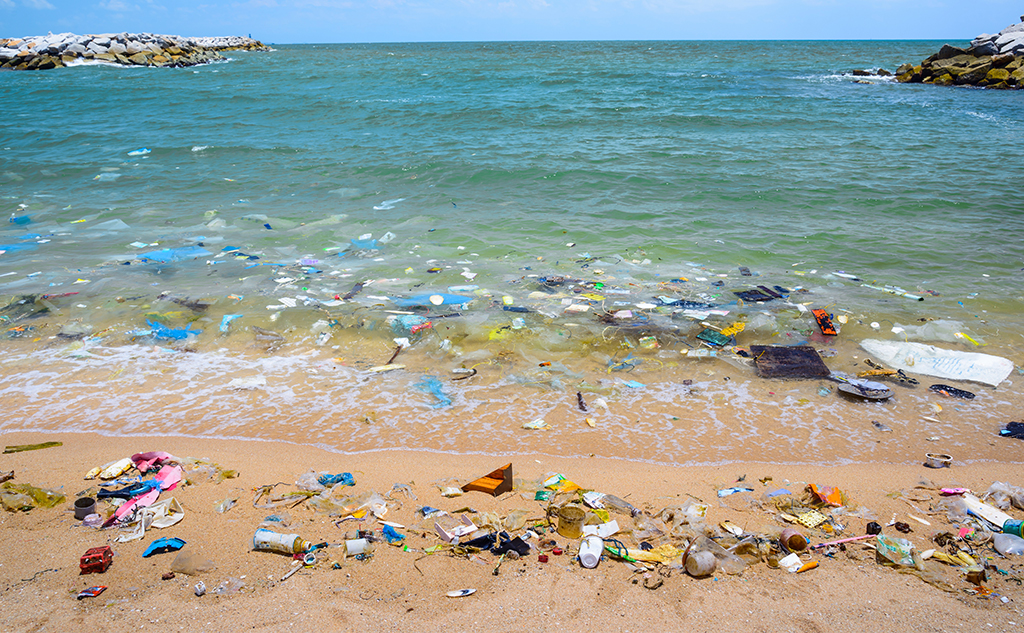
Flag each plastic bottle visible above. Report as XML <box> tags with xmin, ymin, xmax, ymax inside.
<box><xmin>578</xmin><ymin>535</ymin><xmax>603</xmax><ymax>569</ymax></box>
<box><xmin>253</xmin><ymin>528</ymin><xmax>311</xmax><ymax>554</ymax></box>
<box><xmin>583</xmin><ymin>491</ymin><xmax>641</xmax><ymax>517</ymax></box>
<box><xmin>993</xmin><ymin>533</ymin><xmax>1024</xmax><ymax>556</ymax></box>
<box><xmin>603</xmin><ymin>493</ymin><xmax>642</xmax><ymax>517</ymax></box>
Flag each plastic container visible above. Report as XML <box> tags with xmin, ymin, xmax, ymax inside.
<box><xmin>685</xmin><ymin>550</ymin><xmax>716</xmax><ymax>577</ymax></box>
<box><xmin>74</xmin><ymin>497</ymin><xmax>97</xmax><ymax>520</ymax></box>
<box><xmin>781</xmin><ymin>528</ymin><xmax>808</xmax><ymax>552</ymax></box>
<box><xmin>252</xmin><ymin>528</ymin><xmax>311</xmax><ymax>554</ymax></box>
<box><xmin>578</xmin><ymin>535</ymin><xmax>603</xmax><ymax>569</ymax></box>
<box><xmin>556</xmin><ymin>506</ymin><xmax>585</xmax><ymax>539</ymax></box>
<box><xmin>345</xmin><ymin>538</ymin><xmax>369</xmax><ymax>556</ymax></box>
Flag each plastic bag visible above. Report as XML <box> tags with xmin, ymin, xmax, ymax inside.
<box><xmin>875</xmin><ymin>535</ymin><xmax>921</xmax><ymax>569</ymax></box>
<box><xmin>982</xmin><ymin>481</ymin><xmax>1024</xmax><ymax>511</ymax></box>
<box><xmin>503</xmin><ymin>509</ymin><xmax>529</xmax><ymax>531</ymax></box>
<box><xmin>0</xmin><ymin>483</ymin><xmax>65</xmax><ymax>511</ymax></box>
<box><xmin>937</xmin><ymin>497</ymin><xmax>969</xmax><ymax>524</ymax></box>
<box><xmin>171</xmin><ymin>551</ymin><xmax>217</xmax><ymax>575</ymax></box>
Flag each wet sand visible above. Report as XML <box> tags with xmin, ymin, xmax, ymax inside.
<box><xmin>3</xmin><ymin>431</ymin><xmax>1024</xmax><ymax>632</ymax></box>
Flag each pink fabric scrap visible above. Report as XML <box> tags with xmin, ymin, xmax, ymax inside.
<box><xmin>131</xmin><ymin>451</ymin><xmax>177</xmax><ymax>473</ymax></box>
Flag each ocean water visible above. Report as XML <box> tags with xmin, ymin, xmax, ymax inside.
<box><xmin>1</xmin><ymin>41</ymin><xmax>1022</xmax><ymax>465</ymax></box>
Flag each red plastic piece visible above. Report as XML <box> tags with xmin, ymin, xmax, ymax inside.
<box><xmin>538</xmin><ymin>554</ymin><xmax>549</xmax><ymax>563</ymax></box>
<box><xmin>80</xmin><ymin>546</ymin><xmax>112</xmax><ymax>575</ymax></box>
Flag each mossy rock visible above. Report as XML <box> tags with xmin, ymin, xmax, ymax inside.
<box><xmin>932</xmin><ymin>73</ymin><xmax>954</xmax><ymax>86</ymax></box>
<box><xmin>985</xmin><ymin>68</ymin><xmax>1011</xmax><ymax>83</ymax></box>
<box><xmin>957</xmin><ymin>62</ymin><xmax>993</xmax><ymax>84</ymax></box>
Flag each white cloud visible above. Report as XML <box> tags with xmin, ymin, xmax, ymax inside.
<box><xmin>100</xmin><ymin>0</ymin><xmax>135</xmax><ymax>10</ymax></box>
<box><xmin>24</xmin><ymin>0</ymin><xmax>55</xmax><ymax>8</ymax></box>
<box><xmin>0</xmin><ymin>0</ymin><xmax>16</xmax><ymax>8</ymax></box>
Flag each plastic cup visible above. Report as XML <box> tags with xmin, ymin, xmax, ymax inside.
<box><xmin>74</xmin><ymin>497</ymin><xmax>97</xmax><ymax>520</ymax></box>
<box><xmin>346</xmin><ymin>538</ymin><xmax>369</xmax><ymax>555</ymax></box>
<box><xmin>578</xmin><ymin>535</ymin><xmax>603</xmax><ymax>569</ymax></box>
<box><xmin>556</xmin><ymin>506</ymin><xmax>585</xmax><ymax>539</ymax></box>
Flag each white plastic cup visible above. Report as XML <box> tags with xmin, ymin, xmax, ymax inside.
<box><xmin>346</xmin><ymin>538</ymin><xmax>369</xmax><ymax>555</ymax></box>
<box><xmin>578</xmin><ymin>535</ymin><xmax>603</xmax><ymax>569</ymax></box>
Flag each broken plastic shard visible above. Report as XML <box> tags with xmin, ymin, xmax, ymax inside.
<box><xmin>872</xmin><ymin>420</ymin><xmax>892</xmax><ymax>432</ymax></box>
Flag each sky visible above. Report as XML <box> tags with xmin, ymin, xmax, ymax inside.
<box><xmin>1</xmin><ymin>0</ymin><xmax>1021</xmax><ymax>44</ymax></box>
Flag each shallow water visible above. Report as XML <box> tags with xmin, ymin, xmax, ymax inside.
<box><xmin>1</xmin><ymin>41</ymin><xmax>1021</xmax><ymax>464</ymax></box>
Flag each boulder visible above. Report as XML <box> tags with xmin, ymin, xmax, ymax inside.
<box><xmin>983</xmin><ymin>68</ymin><xmax>1011</xmax><ymax>84</ymax></box>
<box><xmin>956</xmin><ymin>60</ymin><xmax>994</xmax><ymax>84</ymax></box>
<box><xmin>1010</xmin><ymin>67</ymin><xmax>1024</xmax><ymax>85</ymax></box>
<box><xmin>125</xmin><ymin>40</ymin><xmax>143</xmax><ymax>55</ymax></box>
<box><xmin>94</xmin><ymin>53</ymin><xmax>117</xmax><ymax>62</ymax></box>
<box><xmin>108</xmin><ymin>41</ymin><xmax>126</xmax><ymax>55</ymax></box>
<box><xmin>128</xmin><ymin>51</ymin><xmax>151</xmax><ymax>65</ymax></box>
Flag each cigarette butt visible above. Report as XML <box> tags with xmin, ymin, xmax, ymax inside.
<box><xmin>796</xmin><ymin>561</ymin><xmax>818</xmax><ymax>573</ymax></box>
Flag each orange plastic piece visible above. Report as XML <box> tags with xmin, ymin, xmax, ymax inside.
<box><xmin>811</xmin><ymin>309</ymin><xmax>838</xmax><ymax>336</ymax></box>
<box><xmin>461</xmin><ymin>463</ymin><xmax>513</xmax><ymax>496</ymax></box>
<box><xmin>809</xmin><ymin>483</ymin><xmax>844</xmax><ymax>507</ymax></box>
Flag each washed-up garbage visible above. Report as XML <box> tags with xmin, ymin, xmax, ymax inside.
<box><xmin>3</xmin><ymin>441</ymin><xmax>61</xmax><ymax>454</ymax></box>
<box><xmin>860</xmin><ymin>339</ymin><xmax>1013</xmax><ymax>387</ymax></box>
<box><xmin>295</xmin><ymin>470</ymin><xmax>355</xmax><ymax>492</ymax></box>
<box><xmin>392</xmin><ymin>293</ymin><xmax>472</xmax><ymax>308</ymax></box>
<box><xmin>0</xmin><ymin>482</ymin><xmax>65</xmax><ymax>512</ymax></box>
<box><xmin>928</xmin><ymin>384</ymin><xmax>975</xmax><ymax>399</ymax></box>
<box><xmin>140</xmin><ymin>246</ymin><xmax>212</xmax><ymax>263</ymax></box>
<box><xmin>750</xmin><ymin>345</ymin><xmax>831</xmax><ymax>379</ymax></box>
<box><xmin>171</xmin><ymin>550</ymin><xmax>217</xmax><ymax>575</ymax></box>
<box><xmin>143</xmin><ymin>537</ymin><xmax>186</xmax><ymax>557</ymax></box>
<box><xmin>147</xmin><ymin>320</ymin><xmax>201</xmax><ymax>341</ymax></box>
<box><xmin>462</xmin><ymin>464</ymin><xmax>513</xmax><ymax>496</ymax></box>
<box><xmin>80</xmin><ymin>546</ymin><xmax>113</xmax><ymax>575</ymax></box>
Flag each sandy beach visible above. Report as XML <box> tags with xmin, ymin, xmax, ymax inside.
<box><xmin>3</xmin><ymin>430</ymin><xmax>1024</xmax><ymax>632</ymax></box>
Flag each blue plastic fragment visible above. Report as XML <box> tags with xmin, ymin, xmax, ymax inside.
<box><xmin>143</xmin><ymin>537</ymin><xmax>186</xmax><ymax>557</ymax></box>
<box><xmin>140</xmin><ymin>246</ymin><xmax>213</xmax><ymax>263</ymax></box>
<box><xmin>392</xmin><ymin>293</ymin><xmax>472</xmax><ymax>308</ymax></box>
<box><xmin>0</xmin><ymin>243</ymin><xmax>37</xmax><ymax>253</ymax></box>
<box><xmin>350</xmin><ymin>237</ymin><xmax>379</xmax><ymax>250</ymax></box>
<box><xmin>8</xmin><ymin>215</ymin><xmax>30</xmax><ymax>225</ymax></box>
<box><xmin>220</xmin><ymin>314</ymin><xmax>243</xmax><ymax>332</ymax></box>
<box><xmin>382</xmin><ymin>525</ymin><xmax>405</xmax><ymax>544</ymax></box>
<box><xmin>147</xmin><ymin>320</ymin><xmax>201</xmax><ymax>340</ymax></box>
<box><xmin>317</xmin><ymin>472</ymin><xmax>354</xmax><ymax>488</ymax></box>
<box><xmin>414</xmin><ymin>376</ymin><xmax>452</xmax><ymax>408</ymax></box>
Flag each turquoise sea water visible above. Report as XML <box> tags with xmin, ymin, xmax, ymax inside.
<box><xmin>1</xmin><ymin>41</ymin><xmax>1022</xmax><ymax>464</ymax></box>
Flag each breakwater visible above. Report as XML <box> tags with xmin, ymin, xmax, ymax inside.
<box><xmin>0</xmin><ymin>32</ymin><xmax>267</xmax><ymax>71</ymax></box>
<box><xmin>896</xmin><ymin>16</ymin><xmax>1024</xmax><ymax>88</ymax></box>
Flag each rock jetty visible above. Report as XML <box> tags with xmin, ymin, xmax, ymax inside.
<box><xmin>0</xmin><ymin>33</ymin><xmax>268</xmax><ymax>71</ymax></box>
<box><xmin>895</xmin><ymin>16</ymin><xmax>1024</xmax><ymax>89</ymax></box>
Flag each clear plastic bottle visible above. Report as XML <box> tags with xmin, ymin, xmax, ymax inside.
<box><xmin>583</xmin><ymin>491</ymin><xmax>641</xmax><ymax>517</ymax></box>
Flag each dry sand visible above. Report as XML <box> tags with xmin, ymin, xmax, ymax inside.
<box><xmin>3</xmin><ymin>430</ymin><xmax>1024</xmax><ymax>633</ymax></box>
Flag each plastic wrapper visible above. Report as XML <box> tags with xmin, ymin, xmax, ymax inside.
<box><xmin>503</xmin><ymin>509</ymin><xmax>529</xmax><ymax>531</ymax></box>
<box><xmin>659</xmin><ymin>500</ymin><xmax>708</xmax><ymax>537</ymax></box>
<box><xmin>212</xmin><ymin>577</ymin><xmax>245</xmax><ymax>595</ymax></box>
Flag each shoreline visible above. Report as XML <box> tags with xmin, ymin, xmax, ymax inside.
<box><xmin>3</xmin><ymin>430</ymin><xmax>1024</xmax><ymax>631</ymax></box>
